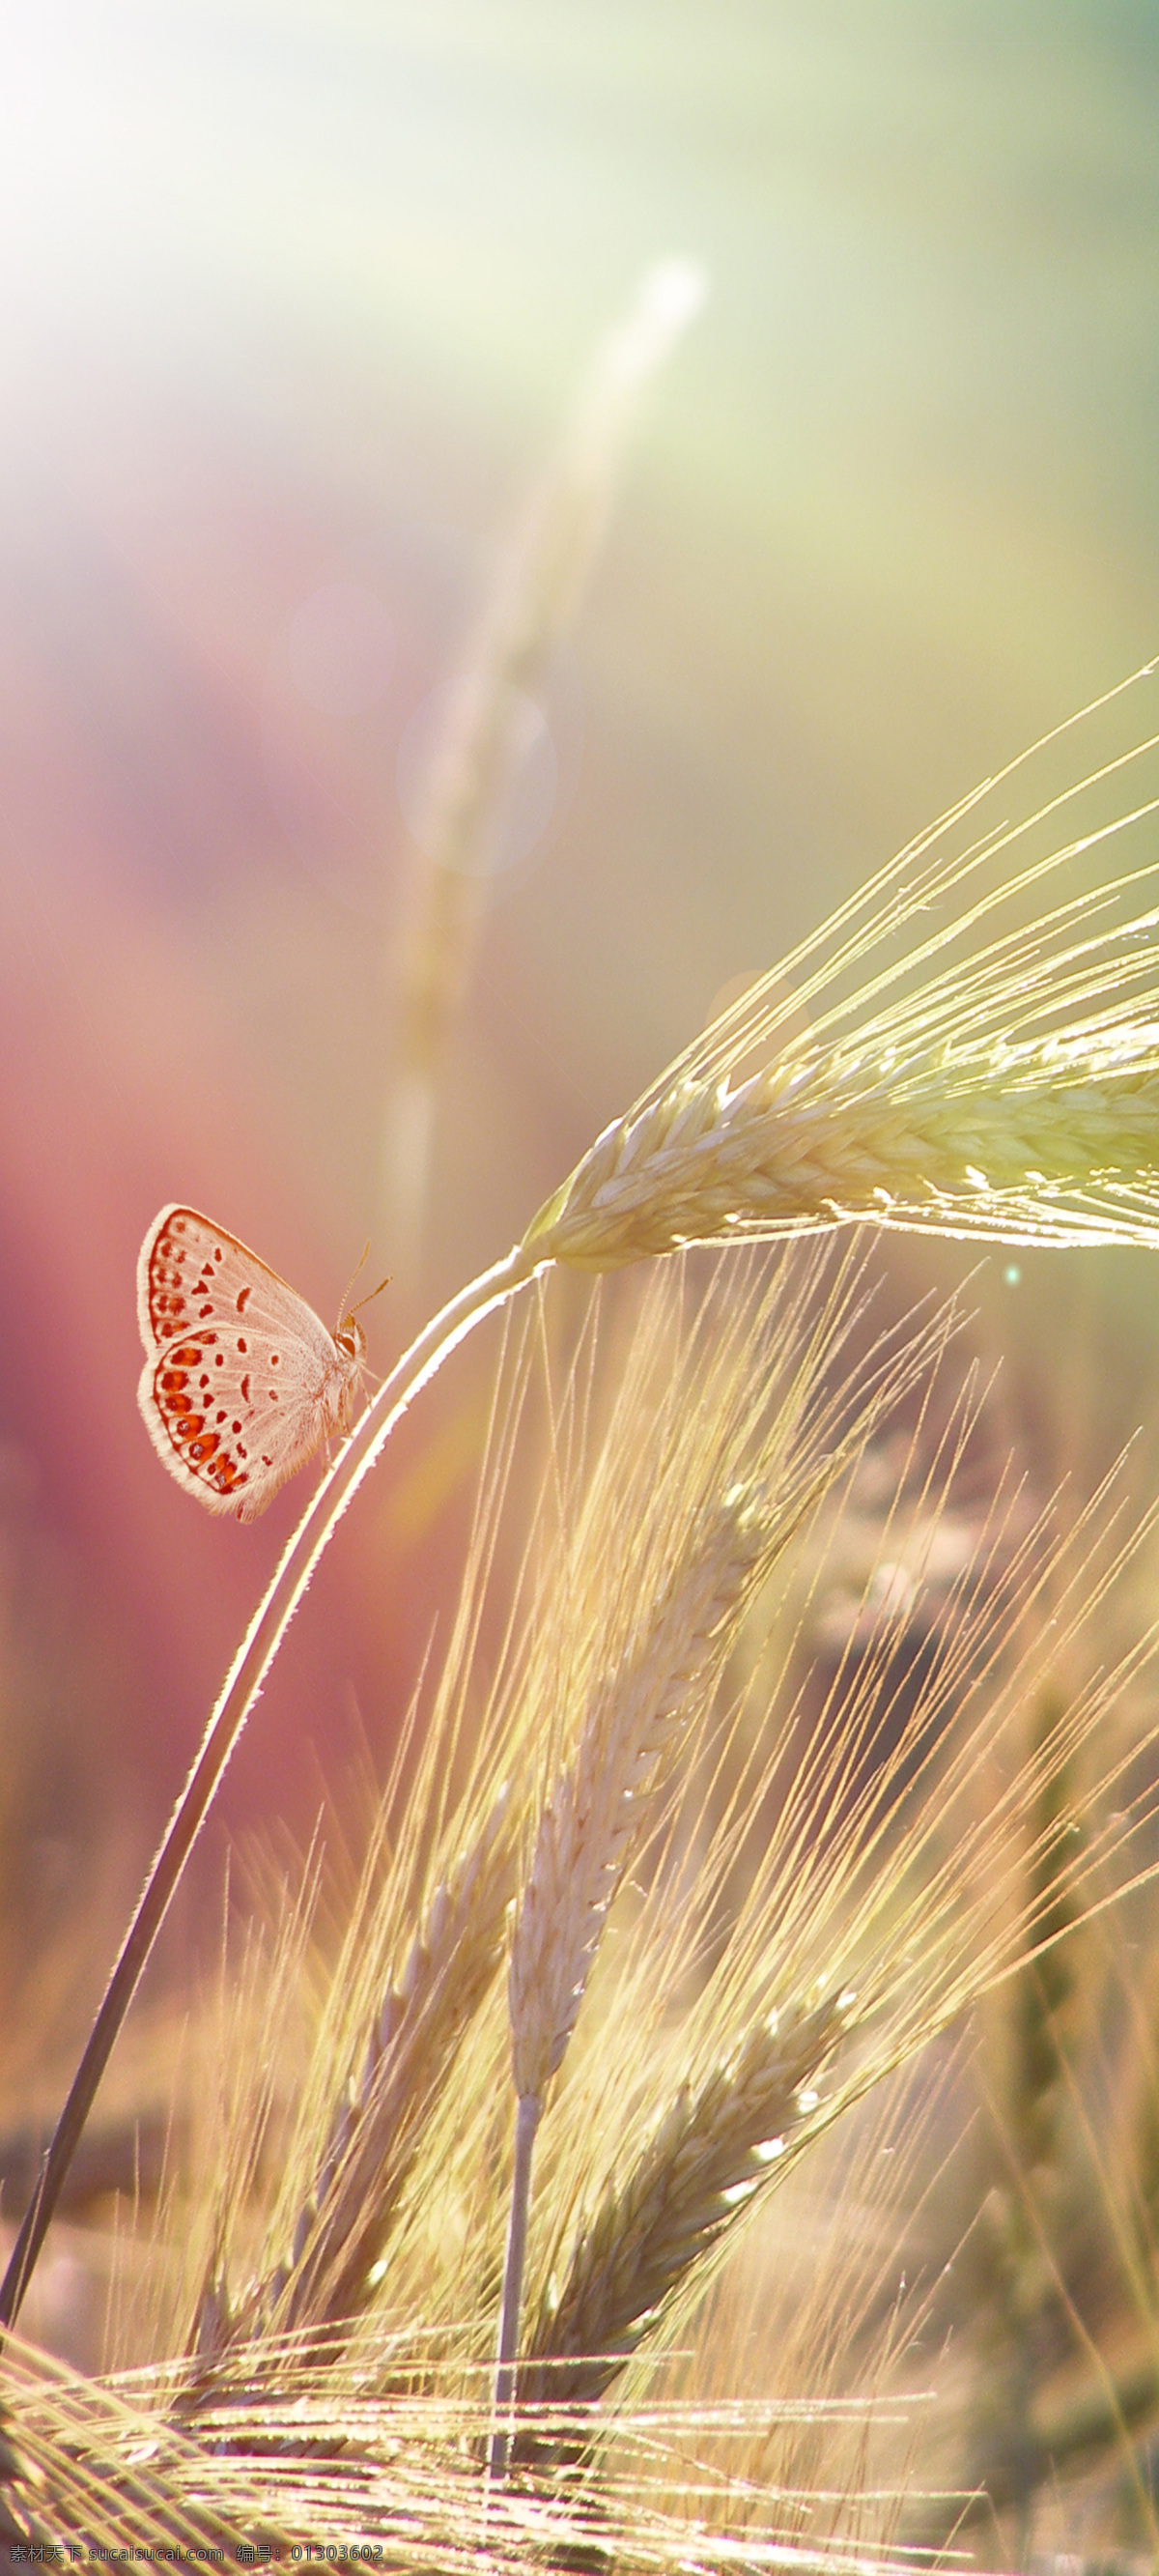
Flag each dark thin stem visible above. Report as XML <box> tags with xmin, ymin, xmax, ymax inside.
<box><xmin>489</xmin><ymin>2090</ymin><xmax>544</xmax><ymax>2481</ymax></box>
<box><xmin>0</xmin><ymin>1244</ymin><xmax>536</xmax><ymax>2333</ymax></box>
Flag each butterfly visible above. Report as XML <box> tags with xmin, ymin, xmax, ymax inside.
<box><xmin>136</xmin><ymin>1205</ymin><xmax>380</xmax><ymax>1521</ymax></box>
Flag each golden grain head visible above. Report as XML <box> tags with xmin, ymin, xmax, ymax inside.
<box><xmin>524</xmin><ymin>670</ymin><xmax>1159</xmax><ymax>1270</ymax></box>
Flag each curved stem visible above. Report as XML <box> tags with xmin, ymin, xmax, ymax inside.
<box><xmin>0</xmin><ymin>1243</ymin><xmax>538</xmax><ymax>2332</ymax></box>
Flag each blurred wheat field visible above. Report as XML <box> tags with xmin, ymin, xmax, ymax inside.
<box><xmin>3</xmin><ymin>5</ymin><xmax>1159</xmax><ymax>2568</ymax></box>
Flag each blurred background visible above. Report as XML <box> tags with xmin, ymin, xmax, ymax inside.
<box><xmin>0</xmin><ymin>0</ymin><xmax>1157</xmax><ymax>2153</ymax></box>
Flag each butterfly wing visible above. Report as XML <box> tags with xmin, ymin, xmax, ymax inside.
<box><xmin>137</xmin><ymin>1206</ymin><xmax>359</xmax><ymax>1520</ymax></box>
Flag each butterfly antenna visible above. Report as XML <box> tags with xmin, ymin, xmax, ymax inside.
<box><xmin>351</xmin><ymin>1273</ymin><xmax>392</xmax><ymax>1317</ymax></box>
<box><xmin>337</xmin><ymin>1240</ymin><xmax>370</xmax><ymax>1323</ymax></box>
<box><xmin>355</xmin><ymin>1274</ymin><xmax>392</xmax><ymax>1309</ymax></box>
<box><xmin>338</xmin><ymin>1243</ymin><xmax>392</xmax><ymax>1330</ymax></box>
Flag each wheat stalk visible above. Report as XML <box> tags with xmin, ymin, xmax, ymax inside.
<box><xmin>382</xmin><ymin>258</ymin><xmax>706</xmax><ymax>1287</ymax></box>
<box><xmin>507</xmin><ymin>1485</ymin><xmax>771</xmax><ymax>2109</ymax></box>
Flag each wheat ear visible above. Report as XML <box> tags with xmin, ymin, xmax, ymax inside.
<box><xmin>508</xmin><ymin>1486</ymin><xmax>771</xmax><ymax>2110</ymax></box>
<box><xmin>491</xmin><ymin>1485</ymin><xmax>774</xmax><ymax>2475</ymax></box>
<box><xmin>244</xmin><ymin>1791</ymin><xmax>518</xmax><ymax>2347</ymax></box>
<box><xmin>523</xmin><ymin>1016</ymin><xmax>1159</xmax><ymax>1269</ymax></box>
<box><xmin>518</xmin><ymin>1989</ymin><xmax>851</xmax><ymax>2415</ymax></box>
<box><xmin>490</xmin><ymin>1485</ymin><xmax>774</xmax><ymax>2476</ymax></box>
<box><xmin>523</xmin><ymin>670</ymin><xmax>1159</xmax><ymax>1268</ymax></box>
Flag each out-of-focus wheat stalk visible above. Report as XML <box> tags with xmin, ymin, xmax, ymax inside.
<box><xmin>893</xmin><ymin>1667</ymin><xmax>1159</xmax><ymax>2558</ymax></box>
<box><xmin>919</xmin><ymin>1687</ymin><xmax>1087</xmax><ymax>2553</ymax></box>
<box><xmin>382</xmin><ymin>258</ymin><xmax>707</xmax><ymax>1293</ymax></box>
